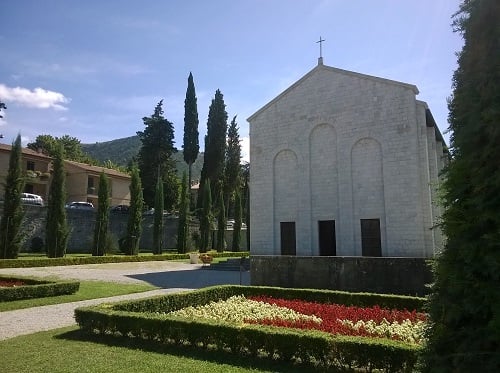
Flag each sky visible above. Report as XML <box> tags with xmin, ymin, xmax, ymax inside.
<box><xmin>1</xmin><ymin>0</ymin><xmax>464</xmax><ymax>162</ymax></box>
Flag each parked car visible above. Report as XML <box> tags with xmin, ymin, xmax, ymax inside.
<box><xmin>110</xmin><ymin>205</ymin><xmax>129</xmax><ymax>213</ymax></box>
<box><xmin>66</xmin><ymin>201</ymin><xmax>94</xmax><ymax>210</ymax></box>
<box><xmin>21</xmin><ymin>193</ymin><xmax>44</xmax><ymax>206</ymax></box>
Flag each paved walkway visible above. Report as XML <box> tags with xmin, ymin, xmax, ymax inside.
<box><xmin>0</xmin><ymin>261</ymin><xmax>250</xmax><ymax>340</ymax></box>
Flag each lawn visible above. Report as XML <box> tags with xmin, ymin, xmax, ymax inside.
<box><xmin>0</xmin><ymin>326</ymin><xmax>313</xmax><ymax>373</ymax></box>
<box><xmin>0</xmin><ymin>280</ymin><xmax>156</xmax><ymax>312</ymax></box>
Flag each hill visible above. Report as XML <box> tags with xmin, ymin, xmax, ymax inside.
<box><xmin>82</xmin><ymin>135</ymin><xmax>204</xmax><ymax>181</ymax></box>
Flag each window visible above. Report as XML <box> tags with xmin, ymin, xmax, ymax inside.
<box><xmin>280</xmin><ymin>222</ymin><xmax>296</xmax><ymax>255</ymax></box>
<box><xmin>360</xmin><ymin>219</ymin><xmax>382</xmax><ymax>257</ymax></box>
<box><xmin>318</xmin><ymin>220</ymin><xmax>336</xmax><ymax>256</ymax></box>
<box><xmin>27</xmin><ymin>161</ymin><xmax>35</xmax><ymax>171</ymax></box>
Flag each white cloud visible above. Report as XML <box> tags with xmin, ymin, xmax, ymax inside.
<box><xmin>0</xmin><ymin>84</ymin><xmax>70</xmax><ymax>111</ymax></box>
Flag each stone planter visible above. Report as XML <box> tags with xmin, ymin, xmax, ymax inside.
<box><xmin>189</xmin><ymin>253</ymin><xmax>199</xmax><ymax>264</ymax></box>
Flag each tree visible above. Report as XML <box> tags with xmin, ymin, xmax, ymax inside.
<box><xmin>199</xmin><ymin>179</ymin><xmax>212</xmax><ymax>253</ymax></box>
<box><xmin>183</xmin><ymin>72</ymin><xmax>200</xmax><ymax>190</ymax></box>
<box><xmin>0</xmin><ymin>134</ymin><xmax>25</xmax><ymax>259</ymax></box>
<box><xmin>224</xmin><ymin>115</ymin><xmax>242</xmax><ymax>215</ymax></box>
<box><xmin>241</xmin><ymin>162</ymin><xmax>250</xmax><ymax>250</ymax></box>
<box><xmin>177</xmin><ymin>171</ymin><xmax>189</xmax><ymax>253</ymax></box>
<box><xmin>152</xmin><ymin>173</ymin><xmax>164</xmax><ymax>255</ymax></box>
<box><xmin>216</xmin><ymin>187</ymin><xmax>226</xmax><ymax>253</ymax></box>
<box><xmin>0</xmin><ymin>101</ymin><xmax>6</xmax><ymax>119</ymax></box>
<box><xmin>198</xmin><ymin>90</ymin><xmax>228</xmax><ymax>208</ymax></box>
<box><xmin>137</xmin><ymin>100</ymin><xmax>178</xmax><ymax>210</ymax></box>
<box><xmin>27</xmin><ymin>134</ymin><xmax>86</xmax><ymax>161</ymax></box>
<box><xmin>45</xmin><ymin>143</ymin><xmax>69</xmax><ymax>258</ymax></box>
<box><xmin>124</xmin><ymin>164</ymin><xmax>143</xmax><ymax>255</ymax></box>
<box><xmin>92</xmin><ymin>172</ymin><xmax>110</xmax><ymax>256</ymax></box>
<box><xmin>231</xmin><ymin>189</ymin><xmax>242</xmax><ymax>252</ymax></box>
<box><xmin>420</xmin><ymin>1</ymin><xmax>500</xmax><ymax>371</ymax></box>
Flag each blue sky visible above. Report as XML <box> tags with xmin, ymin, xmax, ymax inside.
<box><xmin>0</xmin><ymin>0</ymin><xmax>463</xmax><ymax>161</ymax></box>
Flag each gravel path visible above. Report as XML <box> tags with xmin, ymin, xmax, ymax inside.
<box><xmin>0</xmin><ymin>261</ymin><xmax>250</xmax><ymax>340</ymax></box>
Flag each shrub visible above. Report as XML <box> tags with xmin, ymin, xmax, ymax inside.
<box><xmin>0</xmin><ymin>276</ymin><xmax>80</xmax><ymax>301</ymax></box>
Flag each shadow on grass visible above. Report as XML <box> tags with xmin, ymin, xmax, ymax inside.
<box><xmin>55</xmin><ymin>328</ymin><xmax>345</xmax><ymax>372</ymax></box>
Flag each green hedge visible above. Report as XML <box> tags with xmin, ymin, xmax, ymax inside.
<box><xmin>0</xmin><ymin>276</ymin><xmax>80</xmax><ymax>301</ymax></box>
<box><xmin>75</xmin><ymin>285</ymin><xmax>423</xmax><ymax>371</ymax></box>
<box><xmin>0</xmin><ymin>251</ymin><xmax>249</xmax><ymax>268</ymax></box>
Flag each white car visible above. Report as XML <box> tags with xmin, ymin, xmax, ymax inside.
<box><xmin>21</xmin><ymin>193</ymin><xmax>44</xmax><ymax>206</ymax></box>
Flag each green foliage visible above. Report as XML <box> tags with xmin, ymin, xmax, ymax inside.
<box><xmin>125</xmin><ymin>164</ymin><xmax>143</xmax><ymax>255</ymax></box>
<box><xmin>198</xmin><ymin>90</ymin><xmax>228</xmax><ymax>208</ymax></box>
<box><xmin>137</xmin><ymin>100</ymin><xmax>179</xmax><ymax>210</ymax></box>
<box><xmin>232</xmin><ymin>190</ymin><xmax>242</xmax><ymax>251</ymax></box>
<box><xmin>92</xmin><ymin>172</ymin><xmax>110</xmax><ymax>256</ymax></box>
<box><xmin>420</xmin><ymin>1</ymin><xmax>500</xmax><ymax>371</ymax></box>
<box><xmin>224</xmin><ymin>115</ymin><xmax>242</xmax><ymax>213</ymax></box>
<box><xmin>199</xmin><ymin>179</ymin><xmax>212</xmax><ymax>253</ymax></box>
<box><xmin>216</xmin><ymin>187</ymin><xmax>226</xmax><ymax>253</ymax></box>
<box><xmin>27</xmin><ymin>134</ymin><xmax>90</xmax><ymax>162</ymax></box>
<box><xmin>45</xmin><ymin>144</ymin><xmax>69</xmax><ymax>258</ymax></box>
<box><xmin>183</xmin><ymin>72</ymin><xmax>200</xmax><ymax>188</ymax></box>
<box><xmin>0</xmin><ymin>276</ymin><xmax>79</xmax><ymax>301</ymax></box>
<box><xmin>153</xmin><ymin>174</ymin><xmax>164</xmax><ymax>255</ymax></box>
<box><xmin>0</xmin><ymin>134</ymin><xmax>25</xmax><ymax>259</ymax></box>
<box><xmin>177</xmin><ymin>172</ymin><xmax>189</xmax><ymax>253</ymax></box>
<box><xmin>75</xmin><ymin>285</ymin><xmax>423</xmax><ymax>371</ymax></box>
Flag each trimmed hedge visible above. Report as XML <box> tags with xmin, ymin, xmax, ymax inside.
<box><xmin>0</xmin><ymin>276</ymin><xmax>80</xmax><ymax>301</ymax></box>
<box><xmin>0</xmin><ymin>251</ymin><xmax>249</xmax><ymax>268</ymax></box>
<box><xmin>75</xmin><ymin>285</ymin><xmax>424</xmax><ymax>371</ymax></box>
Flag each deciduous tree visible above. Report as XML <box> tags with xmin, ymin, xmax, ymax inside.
<box><xmin>0</xmin><ymin>134</ymin><xmax>25</xmax><ymax>259</ymax></box>
<box><xmin>420</xmin><ymin>0</ymin><xmax>500</xmax><ymax>370</ymax></box>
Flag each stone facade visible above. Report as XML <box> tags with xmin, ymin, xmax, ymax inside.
<box><xmin>248</xmin><ymin>61</ymin><xmax>447</xmax><ymax>258</ymax></box>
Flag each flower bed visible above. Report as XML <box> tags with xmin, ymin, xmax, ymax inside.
<box><xmin>75</xmin><ymin>285</ymin><xmax>425</xmax><ymax>371</ymax></box>
<box><xmin>162</xmin><ymin>295</ymin><xmax>426</xmax><ymax>345</ymax></box>
<box><xmin>0</xmin><ymin>276</ymin><xmax>80</xmax><ymax>301</ymax></box>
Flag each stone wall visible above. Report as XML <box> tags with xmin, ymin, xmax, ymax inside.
<box><xmin>17</xmin><ymin>205</ymin><xmax>247</xmax><ymax>253</ymax></box>
<box><xmin>250</xmin><ymin>255</ymin><xmax>433</xmax><ymax>296</ymax></box>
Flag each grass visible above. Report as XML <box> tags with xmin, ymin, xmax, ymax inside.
<box><xmin>0</xmin><ymin>280</ymin><xmax>156</xmax><ymax>312</ymax></box>
<box><xmin>0</xmin><ymin>326</ymin><xmax>312</xmax><ymax>373</ymax></box>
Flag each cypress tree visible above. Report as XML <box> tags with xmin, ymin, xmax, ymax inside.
<box><xmin>0</xmin><ymin>134</ymin><xmax>25</xmax><ymax>259</ymax></box>
<box><xmin>199</xmin><ymin>178</ymin><xmax>212</xmax><ymax>253</ymax></box>
<box><xmin>231</xmin><ymin>189</ymin><xmax>242</xmax><ymax>252</ymax></box>
<box><xmin>216</xmin><ymin>187</ymin><xmax>226</xmax><ymax>253</ymax></box>
<box><xmin>153</xmin><ymin>173</ymin><xmax>164</xmax><ymax>255</ymax></box>
<box><xmin>177</xmin><ymin>171</ymin><xmax>189</xmax><ymax>253</ymax></box>
<box><xmin>198</xmin><ymin>90</ymin><xmax>228</xmax><ymax>208</ymax></box>
<box><xmin>125</xmin><ymin>164</ymin><xmax>143</xmax><ymax>255</ymax></box>
<box><xmin>224</xmin><ymin>115</ymin><xmax>242</xmax><ymax>216</ymax></box>
<box><xmin>420</xmin><ymin>0</ymin><xmax>500</xmax><ymax>370</ymax></box>
<box><xmin>183</xmin><ymin>72</ymin><xmax>200</xmax><ymax>190</ymax></box>
<box><xmin>45</xmin><ymin>143</ymin><xmax>69</xmax><ymax>258</ymax></box>
<box><xmin>92</xmin><ymin>171</ymin><xmax>110</xmax><ymax>256</ymax></box>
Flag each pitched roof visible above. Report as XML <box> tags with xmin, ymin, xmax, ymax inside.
<box><xmin>0</xmin><ymin>143</ymin><xmax>52</xmax><ymax>160</ymax></box>
<box><xmin>64</xmin><ymin>160</ymin><xmax>130</xmax><ymax>179</ymax></box>
<box><xmin>247</xmin><ymin>62</ymin><xmax>419</xmax><ymax>122</ymax></box>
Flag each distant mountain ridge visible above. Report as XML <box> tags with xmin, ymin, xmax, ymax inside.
<box><xmin>81</xmin><ymin>135</ymin><xmax>204</xmax><ymax>181</ymax></box>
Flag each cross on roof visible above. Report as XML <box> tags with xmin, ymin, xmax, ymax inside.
<box><xmin>316</xmin><ymin>36</ymin><xmax>325</xmax><ymax>58</ymax></box>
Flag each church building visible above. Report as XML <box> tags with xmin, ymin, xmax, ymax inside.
<box><xmin>248</xmin><ymin>58</ymin><xmax>447</xmax><ymax>260</ymax></box>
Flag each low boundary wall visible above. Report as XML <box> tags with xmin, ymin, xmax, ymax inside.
<box><xmin>250</xmin><ymin>255</ymin><xmax>433</xmax><ymax>296</ymax></box>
